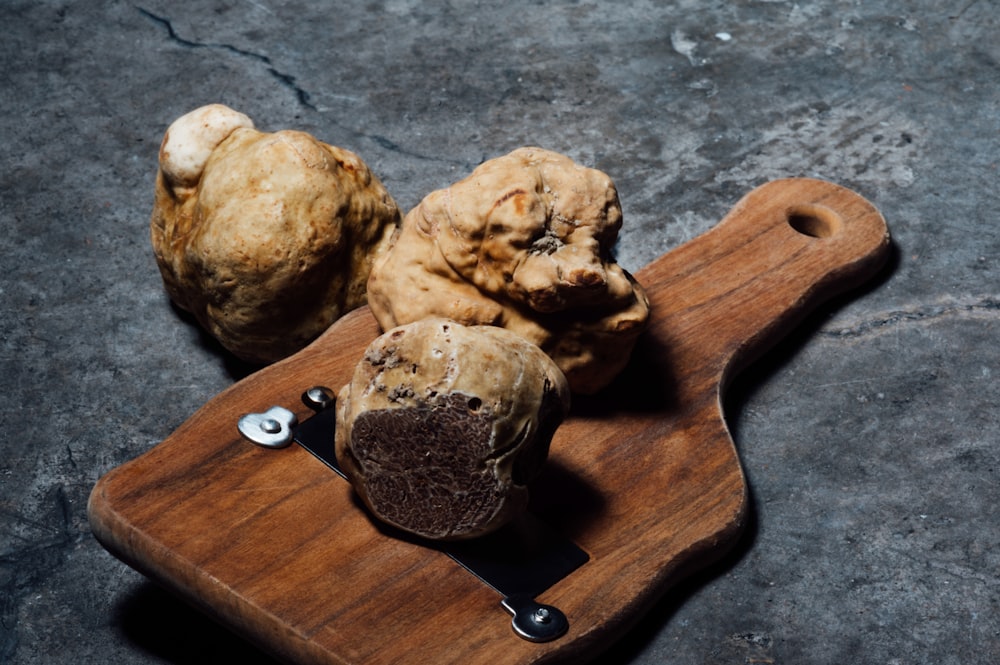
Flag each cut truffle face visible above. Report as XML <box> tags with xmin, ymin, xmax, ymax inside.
<box><xmin>366</xmin><ymin>147</ymin><xmax>650</xmax><ymax>394</ymax></box>
<box><xmin>150</xmin><ymin>104</ymin><xmax>401</xmax><ymax>364</ymax></box>
<box><xmin>335</xmin><ymin>318</ymin><xmax>570</xmax><ymax>541</ymax></box>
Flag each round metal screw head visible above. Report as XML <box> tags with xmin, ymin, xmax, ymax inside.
<box><xmin>237</xmin><ymin>406</ymin><xmax>298</xmax><ymax>448</ymax></box>
<box><xmin>302</xmin><ymin>386</ymin><xmax>336</xmax><ymax>411</ymax></box>
<box><xmin>260</xmin><ymin>418</ymin><xmax>282</xmax><ymax>434</ymax></box>
<box><xmin>501</xmin><ymin>596</ymin><xmax>568</xmax><ymax>642</ymax></box>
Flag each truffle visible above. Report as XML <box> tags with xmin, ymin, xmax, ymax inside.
<box><xmin>366</xmin><ymin>147</ymin><xmax>649</xmax><ymax>394</ymax></box>
<box><xmin>150</xmin><ymin>104</ymin><xmax>400</xmax><ymax>363</ymax></box>
<box><xmin>335</xmin><ymin>318</ymin><xmax>570</xmax><ymax>540</ymax></box>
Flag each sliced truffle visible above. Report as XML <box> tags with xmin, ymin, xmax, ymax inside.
<box><xmin>366</xmin><ymin>147</ymin><xmax>650</xmax><ymax>394</ymax></box>
<box><xmin>150</xmin><ymin>104</ymin><xmax>400</xmax><ymax>363</ymax></box>
<box><xmin>335</xmin><ymin>318</ymin><xmax>570</xmax><ymax>541</ymax></box>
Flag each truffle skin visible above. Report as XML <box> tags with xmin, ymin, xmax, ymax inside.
<box><xmin>366</xmin><ymin>147</ymin><xmax>650</xmax><ymax>394</ymax></box>
<box><xmin>150</xmin><ymin>104</ymin><xmax>401</xmax><ymax>363</ymax></box>
<box><xmin>335</xmin><ymin>318</ymin><xmax>571</xmax><ymax>541</ymax></box>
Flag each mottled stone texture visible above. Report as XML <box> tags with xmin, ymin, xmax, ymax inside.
<box><xmin>1</xmin><ymin>1</ymin><xmax>997</xmax><ymax>663</ymax></box>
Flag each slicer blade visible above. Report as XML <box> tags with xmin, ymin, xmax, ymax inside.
<box><xmin>292</xmin><ymin>405</ymin><xmax>588</xmax><ymax>640</ymax></box>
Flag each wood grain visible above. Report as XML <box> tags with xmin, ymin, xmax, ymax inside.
<box><xmin>88</xmin><ymin>178</ymin><xmax>890</xmax><ymax>664</ymax></box>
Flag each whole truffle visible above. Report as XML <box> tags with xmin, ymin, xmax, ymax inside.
<box><xmin>335</xmin><ymin>318</ymin><xmax>570</xmax><ymax>541</ymax></box>
<box><xmin>366</xmin><ymin>147</ymin><xmax>649</xmax><ymax>394</ymax></box>
<box><xmin>151</xmin><ymin>104</ymin><xmax>401</xmax><ymax>363</ymax></box>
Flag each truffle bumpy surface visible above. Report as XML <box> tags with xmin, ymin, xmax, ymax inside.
<box><xmin>366</xmin><ymin>147</ymin><xmax>650</xmax><ymax>394</ymax></box>
<box><xmin>151</xmin><ymin>104</ymin><xmax>401</xmax><ymax>364</ymax></box>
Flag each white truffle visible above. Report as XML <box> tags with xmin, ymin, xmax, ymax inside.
<box><xmin>366</xmin><ymin>147</ymin><xmax>650</xmax><ymax>394</ymax></box>
<box><xmin>335</xmin><ymin>318</ymin><xmax>570</xmax><ymax>540</ymax></box>
<box><xmin>150</xmin><ymin>104</ymin><xmax>400</xmax><ymax>363</ymax></box>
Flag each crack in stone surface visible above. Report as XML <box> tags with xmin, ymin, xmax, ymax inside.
<box><xmin>136</xmin><ymin>7</ymin><xmax>316</xmax><ymax>110</ymax></box>
<box><xmin>368</xmin><ymin>133</ymin><xmax>477</xmax><ymax>170</ymax></box>
<box><xmin>136</xmin><ymin>7</ymin><xmax>477</xmax><ymax>170</ymax></box>
<box><xmin>821</xmin><ymin>296</ymin><xmax>1000</xmax><ymax>338</ymax></box>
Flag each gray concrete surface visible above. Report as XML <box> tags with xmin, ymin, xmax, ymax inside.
<box><xmin>2</xmin><ymin>1</ymin><xmax>997</xmax><ymax>663</ymax></box>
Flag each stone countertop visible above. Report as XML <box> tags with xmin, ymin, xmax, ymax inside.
<box><xmin>2</xmin><ymin>1</ymin><xmax>997</xmax><ymax>663</ymax></box>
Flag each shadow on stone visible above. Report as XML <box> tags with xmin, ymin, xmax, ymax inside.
<box><xmin>168</xmin><ymin>301</ymin><xmax>264</xmax><ymax>381</ymax></box>
<box><xmin>588</xmin><ymin>489</ymin><xmax>761</xmax><ymax>664</ymax></box>
<box><xmin>114</xmin><ymin>582</ymin><xmax>279</xmax><ymax>665</ymax></box>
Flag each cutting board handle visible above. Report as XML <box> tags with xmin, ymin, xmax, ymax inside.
<box><xmin>635</xmin><ymin>177</ymin><xmax>890</xmax><ymax>388</ymax></box>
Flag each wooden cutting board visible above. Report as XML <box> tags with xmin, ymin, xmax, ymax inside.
<box><xmin>89</xmin><ymin>178</ymin><xmax>890</xmax><ymax>664</ymax></box>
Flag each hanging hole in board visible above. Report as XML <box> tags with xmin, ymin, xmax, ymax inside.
<box><xmin>787</xmin><ymin>205</ymin><xmax>842</xmax><ymax>238</ymax></box>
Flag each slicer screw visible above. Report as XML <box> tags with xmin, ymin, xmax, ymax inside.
<box><xmin>302</xmin><ymin>386</ymin><xmax>336</xmax><ymax>411</ymax></box>
<box><xmin>501</xmin><ymin>596</ymin><xmax>568</xmax><ymax>642</ymax></box>
<box><xmin>237</xmin><ymin>406</ymin><xmax>298</xmax><ymax>448</ymax></box>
